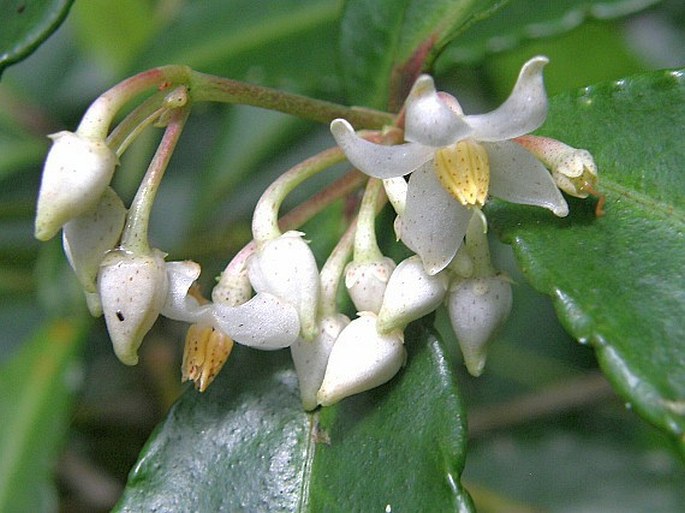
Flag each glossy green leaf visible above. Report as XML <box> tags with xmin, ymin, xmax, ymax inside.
<box><xmin>113</xmin><ymin>323</ymin><xmax>473</xmax><ymax>512</ymax></box>
<box><xmin>0</xmin><ymin>317</ymin><xmax>87</xmax><ymax>513</ymax></box>
<box><xmin>338</xmin><ymin>0</ymin><xmax>500</xmax><ymax>109</ymax></box>
<box><xmin>436</xmin><ymin>0</ymin><xmax>661</xmax><ymax>66</ymax></box>
<box><xmin>0</xmin><ymin>0</ymin><xmax>73</xmax><ymax>76</ymax></box>
<box><xmin>487</xmin><ymin>69</ymin><xmax>685</xmax><ymax>446</ymax></box>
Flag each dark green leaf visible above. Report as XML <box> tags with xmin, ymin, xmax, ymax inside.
<box><xmin>0</xmin><ymin>317</ymin><xmax>88</xmax><ymax>513</ymax></box>
<box><xmin>338</xmin><ymin>0</ymin><xmax>500</xmax><ymax>109</ymax></box>
<box><xmin>113</xmin><ymin>323</ymin><xmax>473</xmax><ymax>512</ymax></box>
<box><xmin>487</xmin><ymin>69</ymin><xmax>685</xmax><ymax>447</ymax></box>
<box><xmin>0</xmin><ymin>0</ymin><xmax>73</xmax><ymax>76</ymax></box>
<box><xmin>436</xmin><ymin>0</ymin><xmax>661</xmax><ymax>66</ymax></box>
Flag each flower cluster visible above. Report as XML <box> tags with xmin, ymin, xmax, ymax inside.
<box><xmin>34</xmin><ymin>57</ymin><xmax>598</xmax><ymax>409</ymax></box>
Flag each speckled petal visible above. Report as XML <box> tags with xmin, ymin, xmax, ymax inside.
<box><xmin>213</xmin><ymin>292</ymin><xmax>300</xmax><ymax>350</ymax></box>
<box><xmin>486</xmin><ymin>141</ymin><xmax>569</xmax><ymax>217</ymax></box>
<box><xmin>404</xmin><ymin>75</ymin><xmax>472</xmax><ymax>147</ymax></box>
<box><xmin>330</xmin><ymin>119</ymin><xmax>433</xmax><ymax>178</ymax></box>
<box><xmin>161</xmin><ymin>261</ymin><xmax>214</xmax><ymax>325</ymax></box>
<box><xmin>400</xmin><ymin>160</ymin><xmax>471</xmax><ymax>274</ymax></box>
<box><xmin>465</xmin><ymin>56</ymin><xmax>549</xmax><ymax>142</ymax></box>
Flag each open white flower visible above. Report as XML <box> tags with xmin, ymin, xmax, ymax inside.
<box><xmin>331</xmin><ymin>56</ymin><xmax>569</xmax><ymax>275</ymax></box>
<box><xmin>161</xmin><ymin>261</ymin><xmax>302</xmax><ymax>351</ymax></box>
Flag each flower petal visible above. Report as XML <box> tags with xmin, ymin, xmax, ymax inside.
<box><xmin>400</xmin><ymin>161</ymin><xmax>472</xmax><ymax>274</ymax></box>
<box><xmin>161</xmin><ymin>260</ymin><xmax>215</xmax><ymax>325</ymax></box>
<box><xmin>464</xmin><ymin>56</ymin><xmax>549</xmax><ymax>142</ymax></box>
<box><xmin>330</xmin><ymin>119</ymin><xmax>433</xmax><ymax>178</ymax></box>
<box><xmin>404</xmin><ymin>75</ymin><xmax>472</xmax><ymax>147</ymax></box>
<box><xmin>486</xmin><ymin>141</ymin><xmax>569</xmax><ymax>216</ymax></box>
<box><xmin>212</xmin><ymin>292</ymin><xmax>300</xmax><ymax>349</ymax></box>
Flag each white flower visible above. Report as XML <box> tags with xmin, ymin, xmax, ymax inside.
<box><xmin>98</xmin><ymin>248</ymin><xmax>168</xmax><ymax>365</ymax></box>
<box><xmin>344</xmin><ymin>256</ymin><xmax>396</xmax><ymax>314</ymax></box>
<box><xmin>62</xmin><ymin>187</ymin><xmax>126</xmax><ymax>293</ymax></box>
<box><xmin>447</xmin><ymin>275</ymin><xmax>512</xmax><ymax>377</ymax></box>
<box><xmin>331</xmin><ymin>56</ymin><xmax>568</xmax><ymax>275</ymax></box>
<box><xmin>161</xmin><ymin>260</ymin><xmax>302</xmax><ymax>350</ymax></box>
<box><xmin>247</xmin><ymin>231</ymin><xmax>320</xmax><ymax>340</ymax></box>
<box><xmin>376</xmin><ymin>255</ymin><xmax>448</xmax><ymax>333</ymax></box>
<box><xmin>35</xmin><ymin>131</ymin><xmax>118</xmax><ymax>241</ymax></box>
<box><xmin>317</xmin><ymin>313</ymin><xmax>405</xmax><ymax>406</ymax></box>
<box><xmin>291</xmin><ymin>313</ymin><xmax>350</xmax><ymax>410</ymax></box>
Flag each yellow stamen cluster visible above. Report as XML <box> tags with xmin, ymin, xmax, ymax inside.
<box><xmin>435</xmin><ymin>140</ymin><xmax>490</xmax><ymax>207</ymax></box>
<box><xmin>182</xmin><ymin>324</ymin><xmax>234</xmax><ymax>392</ymax></box>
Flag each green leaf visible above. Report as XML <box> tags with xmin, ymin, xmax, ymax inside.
<box><xmin>436</xmin><ymin>0</ymin><xmax>661</xmax><ymax>66</ymax></box>
<box><xmin>70</xmin><ymin>0</ymin><xmax>159</xmax><ymax>74</ymax></box>
<box><xmin>487</xmin><ymin>69</ymin><xmax>685</xmax><ymax>446</ymax></box>
<box><xmin>113</xmin><ymin>323</ymin><xmax>473</xmax><ymax>512</ymax></box>
<box><xmin>465</xmin><ymin>411</ymin><xmax>685</xmax><ymax>512</ymax></box>
<box><xmin>135</xmin><ymin>0</ymin><xmax>341</xmax><ymax>94</ymax></box>
<box><xmin>0</xmin><ymin>317</ymin><xmax>88</xmax><ymax>513</ymax></box>
<box><xmin>0</xmin><ymin>0</ymin><xmax>73</xmax><ymax>77</ymax></box>
<box><xmin>338</xmin><ymin>0</ymin><xmax>500</xmax><ymax>109</ymax></box>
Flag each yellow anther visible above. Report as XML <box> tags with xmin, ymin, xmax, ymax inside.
<box><xmin>182</xmin><ymin>324</ymin><xmax>234</xmax><ymax>392</ymax></box>
<box><xmin>434</xmin><ymin>140</ymin><xmax>490</xmax><ymax>207</ymax></box>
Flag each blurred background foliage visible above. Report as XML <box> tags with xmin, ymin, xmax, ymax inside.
<box><xmin>0</xmin><ymin>0</ymin><xmax>684</xmax><ymax>511</ymax></box>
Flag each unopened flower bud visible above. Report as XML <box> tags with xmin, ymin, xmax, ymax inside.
<box><xmin>291</xmin><ymin>313</ymin><xmax>350</xmax><ymax>410</ymax></box>
<box><xmin>345</xmin><ymin>256</ymin><xmax>396</xmax><ymax>313</ymax></box>
<box><xmin>62</xmin><ymin>187</ymin><xmax>126</xmax><ymax>293</ymax></box>
<box><xmin>35</xmin><ymin>131</ymin><xmax>118</xmax><ymax>241</ymax></box>
<box><xmin>317</xmin><ymin>313</ymin><xmax>405</xmax><ymax>406</ymax></box>
<box><xmin>212</xmin><ymin>265</ymin><xmax>252</xmax><ymax>306</ymax></box>
<box><xmin>248</xmin><ymin>231</ymin><xmax>320</xmax><ymax>340</ymax></box>
<box><xmin>98</xmin><ymin>248</ymin><xmax>168</xmax><ymax>365</ymax></box>
<box><xmin>182</xmin><ymin>324</ymin><xmax>234</xmax><ymax>392</ymax></box>
<box><xmin>447</xmin><ymin>275</ymin><xmax>512</xmax><ymax>376</ymax></box>
<box><xmin>376</xmin><ymin>255</ymin><xmax>448</xmax><ymax>333</ymax></box>
<box><xmin>515</xmin><ymin>135</ymin><xmax>598</xmax><ymax>198</ymax></box>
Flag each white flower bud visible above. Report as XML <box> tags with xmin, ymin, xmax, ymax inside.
<box><xmin>35</xmin><ymin>131</ymin><xmax>118</xmax><ymax>241</ymax></box>
<box><xmin>212</xmin><ymin>265</ymin><xmax>252</xmax><ymax>307</ymax></box>
<box><xmin>291</xmin><ymin>313</ymin><xmax>350</xmax><ymax>411</ymax></box>
<box><xmin>317</xmin><ymin>313</ymin><xmax>405</xmax><ymax>406</ymax></box>
<box><xmin>344</xmin><ymin>256</ymin><xmax>396</xmax><ymax>314</ymax></box>
<box><xmin>447</xmin><ymin>275</ymin><xmax>512</xmax><ymax>376</ymax></box>
<box><xmin>376</xmin><ymin>255</ymin><xmax>448</xmax><ymax>333</ymax></box>
<box><xmin>247</xmin><ymin>231</ymin><xmax>320</xmax><ymax>340</ymax></box>
<box><xmin>98</xmin><ymin>248</ymin><xmax>168</xmax><ymax>365</ymax></box>
<box><xmin>62</xmin><ymin>187</ymin><xmax>126</xmax><ymax>293</ymax></box>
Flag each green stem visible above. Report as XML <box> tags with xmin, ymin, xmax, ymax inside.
<box><xmin>251</xmin><ymin>146</ymin><xmax>346</xmax><ymax>243</ymax></box>
<box><xmin>319</xmin><ymin>218</ymin><xmax>356</xmax><ymax>317</ymax></box>
<box><xmin>121</xmin><ymin>105</ymin><xmax>190</xmax><ymax>253</ymax></box>
<box><xmin>353</xmin><ymin>178</ymin><xmax>384</xmax><ymax>262</ymax></box>
<box><xmin>189</xmin><ymin>70</ymin><xmax>393</xmax><ymax>129</ymax></box>
<box><xmin>77</xmin><ymin>66</ymin><xmax>192</xmax><ymax>140</ymax></box>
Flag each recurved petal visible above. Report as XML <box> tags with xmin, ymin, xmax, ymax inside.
<box><xmin>464</xmin><ymin>56</ymin><xmax>549</xmax><ymax>142</ymax></box>
<box><xmin>161</xmin><ymin>260</ymin><xmax>215</xmax><ymax>325</ymax></box>
<box><xmin>330</xmin><ymin>119</ymin><xmax>433</xmax><ymax>178</ymax></box>
<box><xmin>404</xmin><ymin>75</ymin><xmax>472</xmax><ymax>147</ymax></box>
<box><xmin>486</xmin><ymin>141</ymin><xmax>569</xmax><ymax>217</ymax></box>
<box><xmin>212</xmin><ymin>292</ymin><xmax>300</xmax><ymax>350</ymax></box>
<box><xmin>400</xmin><ymin>161</ymin><xmax>471</xmax><ymax>275</ymax></box>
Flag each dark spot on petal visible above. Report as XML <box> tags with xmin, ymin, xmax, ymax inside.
<box><xmin>116</xmin><ymin>310</ymin><xmax>125</xmax><ymax>321</ymax></box>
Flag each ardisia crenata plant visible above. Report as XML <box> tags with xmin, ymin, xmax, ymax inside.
<box><xmin>1</xmin><ymin>1</ymin><xmax>684</xmax><ymax>512</ymax></box>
